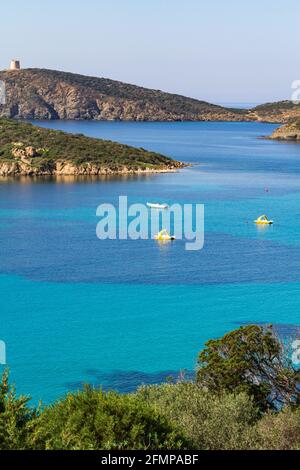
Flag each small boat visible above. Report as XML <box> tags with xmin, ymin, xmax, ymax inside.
<box><xmin>254</xmin><ymin>214</ymin><xmax>273</xmax><ymax>225</ymax></box>
<box><xmin>147</xmin><ymin>202</ymin><xmax>169</xmax><ymax>210</ymax></box>
<box><xmin>155</xmin><ymin>229</ymin><xmax>175</xmax><ymax>241</ymax></box>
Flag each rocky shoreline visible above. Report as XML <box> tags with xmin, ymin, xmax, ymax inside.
<box><xmin>268</xmin><ymin>120</ymin><xmax>300</xmax><ymax>141</ymax></box>
<box><xmin>0</xmin><ymin>160</ymin><xmax>184</xmax><ymax>177</ymax></box>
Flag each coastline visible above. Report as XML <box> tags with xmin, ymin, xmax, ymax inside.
<box><xmin>266</xmin><ymin>121</ymin><xmax>300</xmax><ymax>141</ymax></box>
<box><xmin>0</xmin><ymin>161</ymin><xmax>186</xmax><ymax>177</ymax></box>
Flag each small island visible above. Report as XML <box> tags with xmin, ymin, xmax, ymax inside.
<box><xmin>0</xmin><ymin>119</ymin><xmax>184</xmax><ymax>176</ymax></box>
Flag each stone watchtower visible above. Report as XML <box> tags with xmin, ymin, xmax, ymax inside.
<box><xmin>9</xmin><ymin>60</ymin><xmax>21</xmax><ymax>71</ymax></box>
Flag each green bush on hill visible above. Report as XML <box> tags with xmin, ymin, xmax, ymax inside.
<box><xmin>0</xmin><ymin>370</ymin><xmax>35</xmax><ymax>450</ymax></box>
<box><xmin>27</xmin><ymin>387</ymin><xmax>188</xmax><ymax>451</ymax></box>
<box><xmin>137</xmin><ymin>383</ymin><xmax>259</xmax><ymax>450</ymax></box>
<box><xmin>254</xmin><ymin>101</ymin><xmax>300</xmax><ymax>112</ymax></box>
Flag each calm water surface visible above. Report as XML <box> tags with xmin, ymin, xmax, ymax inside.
<box><xmin>1</xmin><ymin>121</ymin><xmax>300</xmax><ymax>403</ymax></box>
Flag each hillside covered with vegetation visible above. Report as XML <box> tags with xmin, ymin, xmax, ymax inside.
<box><xmin>247</xmin><ymin>101</ymin><xmax>300</xmax><ymax>123</ymax></box>
<box><xmin>0</xmin><ymin>119</ymin><xmax>183</xmax><ymax>176</ymax></box>
<box><xmin>1</xmin><ymin>325</ymin><xmax>300</xmax><ymax>450</ymax></box>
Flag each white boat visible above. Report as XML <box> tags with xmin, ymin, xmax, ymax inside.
<box><xmin>146</xmin><ymin>202</ymin><xmax>169</xmax><ymax>210</ymax></box>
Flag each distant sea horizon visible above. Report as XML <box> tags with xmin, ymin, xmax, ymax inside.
<box><xmin>216</xmin><ymin>102</ymin><xmax>261</xmax><ymax>109</ymax></box>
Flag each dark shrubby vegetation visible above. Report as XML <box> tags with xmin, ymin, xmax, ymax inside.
<box><xmin>1</xmin><ymin>325</ymin><xmax>300</xmax><ymax>450</ymax></box>
<box><xmin>29</xmin><ymin>388</ymin><xmax>188</xmax><ymax>450</ymax></box>
<box><xmin>0</xmin><ymin>376</ymin><xmax>187</xmax><ymax>451</ymax></box>
<box><xmin>138</xmin><ymin>384</ymin><xmax>259</xmax><ymax>450</ymax></box>
<box><xmin>0</xmin><ymin>119</ymin><xmax>179</xmax><ymax>170</ymax></box>
<box><xmin>0</xmin><ymin>370</ymin><xmax>36</xmax><ymax>450</ymax></box>
<box><xmin>254</xmin><ymin>100</ymin><xmax>300</xmax><ymax>112</ymax></box>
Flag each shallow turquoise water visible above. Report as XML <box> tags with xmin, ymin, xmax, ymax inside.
<box><xmin>1</xmin><ymin>121</ymin><xmax>300</xmax><ymax>403</ymax></box>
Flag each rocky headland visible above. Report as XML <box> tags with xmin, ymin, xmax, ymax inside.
<box><xmin>0</xmin><ymin>68</ymin><xmax>247</xmax><ymax>122</ymax></box>
<box><xmin>268</xmin><ymin>119</ymin><xmax>300</xmax><ymax>141</ymax></box>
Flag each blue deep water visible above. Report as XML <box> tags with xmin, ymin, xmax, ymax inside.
<box><xmin>1</xmin><ymin>121</ymin><xmax>300</xmax><ymax>403</ymax></box>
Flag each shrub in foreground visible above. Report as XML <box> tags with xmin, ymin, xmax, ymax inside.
<box><xmin>0</xmin><ymin>370</ymin><xmax>35</xmax><ymax>450</ymax></box>
<box><xmin>138</xmin><ymin>382</ymin><xmax>259</xmax><ymax>450</ymax></box>
<box><xmin>2</xmin><ymin>324</ymin><xmax>300</xmax><ymax>450</ymax></box>
<box><xmin>29</xmin><ymin>386</ymin><xmax>188</xmax><ymax>450</ymax></box>
<box><xmin>250</xmin><ymin>407</ymin><xmax>300</xmax><ymax>450</ymax></box>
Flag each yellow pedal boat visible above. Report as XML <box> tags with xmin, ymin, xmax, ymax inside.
<box><xmin>254</xmin><ymin>214</ymin><xmax>273</xmax><ymax>225</ymax></box>
<box><xmin>155</xmin><ymin>229</ymin><xmax>176</xmax><ymax>241</ymax></box>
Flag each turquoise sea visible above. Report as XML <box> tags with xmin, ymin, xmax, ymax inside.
<box><xmin>1</xmin><ymin>121</ymin><xmax>300</xmax><ymax>404</ymax></box>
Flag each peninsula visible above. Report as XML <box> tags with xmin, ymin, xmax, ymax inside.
<box><xmin>0</xmin><ymin>119</ymin><xmax>183</xmax><ymax>176</ymax></box>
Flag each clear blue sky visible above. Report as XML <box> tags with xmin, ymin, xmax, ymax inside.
<box><xmin>1</xmin><ymin>0</ymin><xmax>299</xmax><ymax>103</ymax></box>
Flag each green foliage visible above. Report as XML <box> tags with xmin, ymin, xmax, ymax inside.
<box><xmin>138</xmin><ymin>382</ymin><xmax>300</xmax><ymax>450</ymax></box>
<box><xmin>250</xmin><ymin>407</ymin><xmax>300</xmax><ymax>450</ymax></box>
<box><xmin>2</xmin><ymin>324</ymin><xmax>300</xmax><ymax>450</ymax></box>
<box><xmin>0</xmin><ymin>119</ymin><xmax>178</xmax><ymax>171</ymax></box>
<box><xmin>0</xmin><ymin>370</ymin><xmax>35</xmax><ymax>450</ymax></box>
<box><xmin>29</xmin><ymin>386</ymin><xmax>188</xmax><ymax>450</ymax></box>
<box><xmin>197</xmin><ymin>325</ymin><xmax>299</xmax><ymax>410</ymax></box>
<box><xmin>138</xmin><ymin>382</ymin><xmax>259</xmax><ymax>450</ymax></box>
